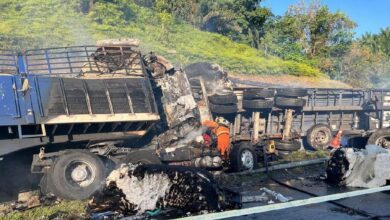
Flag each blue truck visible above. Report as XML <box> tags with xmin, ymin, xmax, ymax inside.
<box><xmin>1</xmin><ymin>40</ymin><xmax>389</xmax><ymax>200</ymax></box>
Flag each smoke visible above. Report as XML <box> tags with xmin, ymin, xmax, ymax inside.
<box><xmin>66</xmin><ymin>18</ymin><xmax>95</xmax><ymax>46</ymax></box>
<box><xmin>184</xmin><ymin>62</ymin><xmax>234</xmax><ymax>95</ymax></box>
<box><xmin>175</xmin><ymin>126</ymin><xmax>207</xmax><ymax>149</ymax></box>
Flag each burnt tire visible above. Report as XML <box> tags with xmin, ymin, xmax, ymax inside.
<box><xmin>208</xmin><ymin>93</ymin><xmax>237</xmax><ymax>105</ymax></box>
<box><xmin>276</xmin><ymin>88</ymin><xmax>308</xmax><ymax>97</ymax></box>
<box><xmin>275</xmin><ymin>97</ymin><xmax>306</xmax><ymax>108</ymax></box>
<box><xmin>39</xmin><ymin>174</ymin><xmax>56</xmax><ymax>196</ymax></box>
<box><xmin>210</xmin><ymin>103</ymin><xmax>238</xmax><ymax>114</ymax></box>
<box><xmin>123</xmin><ymin>150</ymin><xmax>162</xmax><ymax>164</ymax></box>
<box><xmin>367</xmin><ymin>129</ymin><xmax>390</xmax><ymax>149</ymax></box>
<box><xmin>229</xmin><ymin>142</ymin><xmax>258</xmax><ymax>172</ymax></box>
<box><xmin>243</xmin><ymin>99</ymin><xmax>274</xmax><ymax>109</ymax></box>
<box><xmin>243</xmin><ymin>89</ymin><xmax>275</xmax><ymax>99</ymax></box>
<box><xmin>306</xmin><ymin>124</ymin><xmax>332</xmax><ymax>150</ymax></box>
<box><xmin>274</xmin><ymin>140</ymin><xmax>301</xmax><ymax>151</ymax></box>
<box><xmin>46</xmin><ymin>150</ymin><xmax>106</xmax><ymax>200</ymax></box>
<box><xmin>188</xmin><ymin>78</ymin><xmax>201</xmax><ymax>87</ymax></box>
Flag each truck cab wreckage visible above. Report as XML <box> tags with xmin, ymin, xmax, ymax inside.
<box><xmin>1</xmin><ymin>39</ymin><xmax>390</xmax><ymax>201</ymax></box>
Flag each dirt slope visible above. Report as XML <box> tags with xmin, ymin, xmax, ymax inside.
<box><xmin>231</xmin><ymin>73</ymin><xmax>351</xmax><ymax>89</ymax></box>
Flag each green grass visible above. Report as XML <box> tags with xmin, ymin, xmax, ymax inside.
<box><xmin>1</xmin><ymin>200</ymin><xmax>87</xmax><ymax>220</ymax></box>
<box><xmin>281</xmin><ymin>150</ymin><xmax>330</xmax><ymax>162</ymax></box>
<box><xmin>0</xmin><ymin>0</ymin><xmax>324</xmax><ymax>78</ymax></box>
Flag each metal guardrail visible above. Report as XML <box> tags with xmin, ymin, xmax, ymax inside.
<box><xmin>232</xmin><ymin>158</ymin><xmax>328</xmax><ymax>176</ymax></box>
<box><xmin>177</xmin><ymin>185</ymin><xmax>390</xmax><ymax>220</ymax></box>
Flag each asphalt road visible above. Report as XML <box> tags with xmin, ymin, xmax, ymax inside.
<box><xmin>1</xmin><ymin>152</ymin><xmax>390</xmax><ymax>220</ymax></box>
<box><xmin>225</xmin><ymin>164</ymin><xmax>390</xmax><ymax>220</ymax></box>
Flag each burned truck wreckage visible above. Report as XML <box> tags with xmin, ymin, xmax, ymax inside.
<box><xmin>326</xmin><ymin>145</ymin><xmax>390</xmax><ymax>188</ymax></box>
<box><xmin>1</xmin><ymin>39</ymin><xmax>390</xmax><ymax>203</ymax></box>
<box><xmin>88</xmin><ymin>164</ymin><xmax>226</xmax><ymax>217</ymax></box>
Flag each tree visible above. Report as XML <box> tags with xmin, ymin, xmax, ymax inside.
<box><xmin>232</xmin><ymin>0</ymin><xmax>271</xmax><ymax>48</ymax></box>
<box><xmin>339</xmin><ymin>43</ymin><xmax>390</xmax><ymax>87</ymax></box>
<box><xmin>361</xmin><ymin>27</ymin><xmax>390</xmax><ymax>59</ymax></box>
<box><xmin>285</xmin><ymin>1</ymin><xmax>356</xmax><ymax>57</ymax></box>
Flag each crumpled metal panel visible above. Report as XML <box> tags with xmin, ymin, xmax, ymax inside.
<box><xmin>155</xmin><ymin>70</ymin><xmax>197</xmax><ymax>128</ymax></box>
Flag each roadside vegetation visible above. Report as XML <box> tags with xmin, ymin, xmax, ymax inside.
<box><xmin>0</xmin><ymin>0</ymin><xmax>389</xmax><ymax>87</ymax></box>
<box><xmin>1</xmin><ymin>200</ymin><xmax>87</xmax><ymax>220</ymax></box>
<box><xmin>280</xmin><ymin>150</ymin><xmax>329</xmax><ymax>162</ymax></box>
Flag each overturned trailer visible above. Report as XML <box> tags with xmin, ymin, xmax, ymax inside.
<box><xmin>230</xmin><ymin>87</ymin><xmax>390</xmax><ymax>149</ymax></box>
<box><xmin>1</xmin><ymin>40</ymin><xmax>390</xmax><ymax>200</ymax></box>
<box><xmin>185</xmin><ymin>62</ymin><xmax>390</xmax><ymax>163</ymax></box>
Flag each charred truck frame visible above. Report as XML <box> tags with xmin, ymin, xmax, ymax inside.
<box><xmin>0</xmin><ymin>40</ymin><xmax>389</xmax><ymax>199</ymax></box>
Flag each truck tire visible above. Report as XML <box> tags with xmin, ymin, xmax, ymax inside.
<box><xmin>306</xmin><ymin>124</ymin><xmax>332</xmax><ymax>150</ymax></box>
<box><xmin>123</xmin><ymin>150</ymin><xmax>162</xmax><ymax>164</ymax></box>
<box><xmin>229</xmin><ymin>142</ymin><xmax>258</xmax><ymax>172</ymax></box>
<box><xmin>275</xmin><ymin>97</ymin><xmax>306</xmax><ymax>108</ymax></box>
<box><xmin>208</xmin><ymin>93</ymin><xmax>237</xmax><ymax>105</ymax></box>
<box><xmin>367</xmin><ymin>129</ymin><xmax>390</xmax><ymax>149</ymax></box>
<box><xmin>188</xmin><ymin>78</ymin><xmax>201</xmax><ymax>87</ymax></box>
<box><xmin>39</xmin><ymin>174</ymin><xmax>56</xmax><ymax>196</ymax></box>
<box><xmin>46</xmin><ymin>150</ymin><xmax>106</xmax><ymax>200</ymax></box>
<box><xmin>210</xmin><ymin>103</ymin><xmax>238</xmax><ymax>114</ymax></box>
<box><xmin>274</xmin><ymin>140</ymin><xmax>301</xmax><ymax>151</ymax></box>
<box><xmin>243</xmin><ymin>99</ymin><xmax>274</xmax><ymax>109</ymax></box>
<box><xmin>276</xmin><ymin>88</ymin><xmax>308</xmax><ymax>97</ymax></box>
<box><xmin>243</xmin><ymin>89</ymin><xmax>275</xmax><ymax>99</ymax></box>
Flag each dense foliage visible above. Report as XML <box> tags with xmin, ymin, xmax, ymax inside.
<box><xmin>0</xmin><ymin>0</ymin><xmax>389</xmax><ymax>87</ymax></box>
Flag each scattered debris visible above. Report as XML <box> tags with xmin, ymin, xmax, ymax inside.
<box><xmin>260</xmin><ymin>187</ymin><xmax>292</xmax><ymax>203</ymax></box>
<box><xmin>88</xmin><ymin>164</ymin><xmax>226</xmax><ymax>218</ymax></box>
<box><xmin>0</xmin><ymin>203</ymin><xmax>13</xmax><ymax>216</ymax></box>
<box><xmin>326</xmin><ymin>145</ymin><xmax>390</xmax><ymax>188</ymax></box>
<box><xmin>16</xmin><ymin>190</ymin><xmax>41</xmax><ymax>210</ymax></box>
<box><xmin>223</xmin><ymin>186</ymin><xmax>292</xmax><ymax>205</ymax></box>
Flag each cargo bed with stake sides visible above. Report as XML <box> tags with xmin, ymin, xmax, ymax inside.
<box><xmin>0</xmin><ymin>45</ymin><xmax>159</xmax><ymax>156</ymax></box>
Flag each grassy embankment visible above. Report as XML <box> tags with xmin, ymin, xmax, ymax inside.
<box><xmin>0</xmin><ymin>0</ymin><xmax>327</xmax><ymax>82</ymax></box>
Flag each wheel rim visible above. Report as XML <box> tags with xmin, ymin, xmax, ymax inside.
<box><xmin>375</xmin><ymin>136</ymin><xmax>390</xmax><ymax>149</ymax></box>
<box><xmin>241</xmin><ymin>150</ymin><xmax>254</xmax><ymax>170</ymax></box>
<box><xmin>314</xmin><ymin>130</ymin><xmax>330</xmax><ymax>145</ymax></box>
<box><xmin>65</xmin><ymin>160</ymin><xmax>96</xmax><ymax>188</ymax></box>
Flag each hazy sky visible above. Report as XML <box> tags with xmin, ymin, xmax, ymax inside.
<box><xmin>261</xmin><ymin>0</ymin><xmax>390</xmax><ymax>37</ymax></box>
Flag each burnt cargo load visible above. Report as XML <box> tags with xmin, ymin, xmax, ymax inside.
<box><xmin>0</xmin><ymin>40</ymin><xmax>160</xmax><ymax>156</ymax></box>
